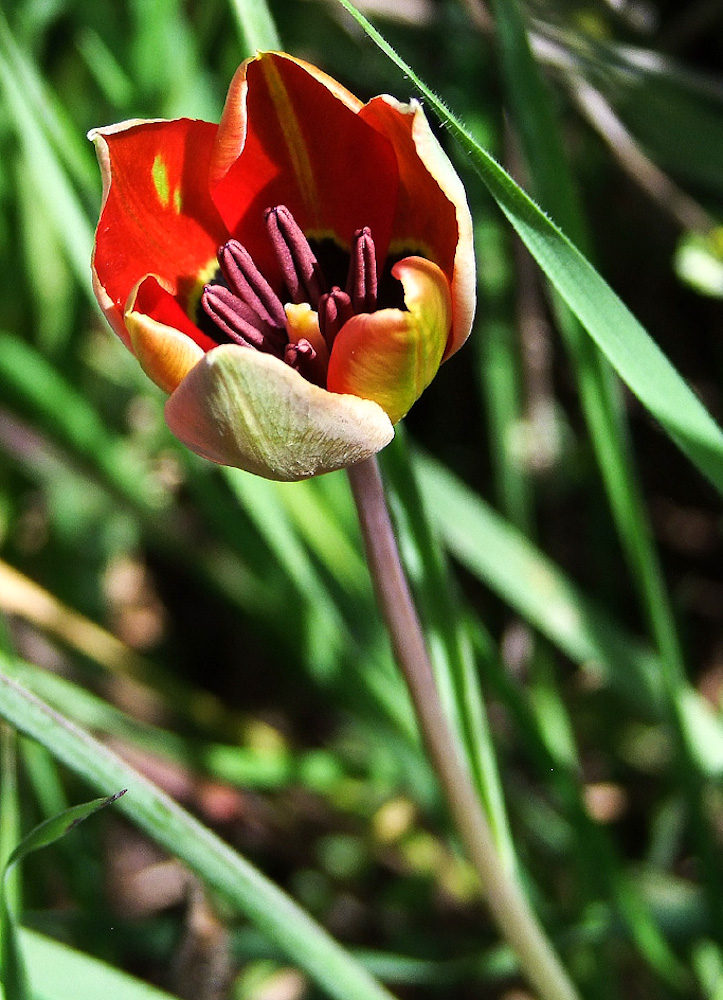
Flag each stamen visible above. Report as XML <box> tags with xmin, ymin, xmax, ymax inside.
<box><xmin>201</xmin><ymin>209</ymin><xmax>384</xmax><ymax>386</ymax></box>
<box><xmin>265</xmin><ymin>205</ymin><xmax>325</xmax><ymax>308</ymax></box>
<box><xmin>202</xmin><ymin>285</ymin><xmax>272</xmax><ymax>351</ymax></box>
<box><xmin>346</xmin><ymin>227</ymin><xmax>377</xmax><ymax>313</ymax></box>
<box><xmin>318</xmin><ymin>288</ymin><xmax>353</xmax><ymax>348</ymax></box>
<box><xmin>218</xmin><ymin>240</ymin><xmax>287</xmax><ymax>329</ymax></box>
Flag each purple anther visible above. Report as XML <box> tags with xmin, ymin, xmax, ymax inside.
<box><xmin>218</xmin><ymin>240</ymin><xmax>288</xmax><ymax>329</ymax></box>
<box><xmin>318</xmin><ymin>288</ymin><xmax>353</xmax><ymax>348</ymax></box>
<box><xmin>346</xmin><ymin>227</ymin><xmax>377</xmax><ymax>313</ymax></box>
<box><xmin>202</xmin><ymin>285</ymin><xmax>269</xmax><ymax>350</ymax></box>
<box><xmin>265</xmin><ymin>205</ymin><xmax>325</xmax><ymax>308</ymax></box>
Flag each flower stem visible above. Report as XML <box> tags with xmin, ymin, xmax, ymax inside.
<box><xmin>347</xmin><ymin>456</ymin><xmax>580</xmax><ymax>1000</ymax></box>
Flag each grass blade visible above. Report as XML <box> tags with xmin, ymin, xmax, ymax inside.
<box><xmin>1</xmin><ymin>788</ymin><xmax>124</xmax><ymax>1000</ymax></box>
<box><xmin>335</xmin><ymin>0</ymin><xmax>723</xmax><ymax>495</ymax></box>
<box><xmin>0</xmin><ymin>661</ymin><xmax>399</xmax><ymax>1000</ymax></box>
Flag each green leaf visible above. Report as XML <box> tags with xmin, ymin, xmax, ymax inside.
<box><xmin>1</xmin><ymin>788</ymin><xmax>124</xmax><ymax>1000</ymax></box>
<box><xmin>415</xmin><ymin>453</ymin><xmax>723</xmax><ymax>777</ymax></box>
<box><xmin>0</xmin><ymin>25</ymin><xmax>94</xmax><ymax>296</ymax></box>
<box><xmin>3</xmin><ymin>793</ymin><xmax>125</xmax><ymax>872</ymax></box>
<box><xmin>335</xmin><ymin>0</ymin><xmax>723</xmax><ymax>496</ymax></box>
<box><xmin>227</xmin><ymin>0</ymin><xmax>281</xmax><ymax>53</ymax></box>
<box><xmin>20</xmin><ymin>928</ymin><xmax>180</xmax><ymax>1000</ymax></box>
<box><xmin>0</xmin><ymin>662</ymin><xmax>399</xmax><ymax>1000</ymax></box>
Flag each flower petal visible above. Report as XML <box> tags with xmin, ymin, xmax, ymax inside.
<box><xmin>359</xmin><ymin>97</ymin><xmax>475</xmax><ymax>357</ymax></box>
<box><xmin>209</xmin><ymin>53</ymin><xmax>399</xmax><ymax>264</ymax></box>
<box><xmin>165</xmin><ymin>345</ymin><xmax>394</xmax><ymax>481</ymax></box>
<box><xmin>126</xmin><ymin>310</ymin><xmax>204</xmax><ymax>394</ymax></box>
<box><xmin>326</xmin><ymin>257</ymin><xmax>452</xmax><ymax>424</ymax></box>
<box><xmin>89</xmin><ymin>118</ymin><xmax>226</xmax><ymax>331</ymax></box>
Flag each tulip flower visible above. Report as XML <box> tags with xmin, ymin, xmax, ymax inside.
<box><xmin>90</xmin><ymin>52</ymin><xmax>475</xmax><ymax>481</ymax></box>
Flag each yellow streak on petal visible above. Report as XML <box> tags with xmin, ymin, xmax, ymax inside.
<box><xmin>152</xmin><ymin>154</ymin><xmax>170</xmax><ymax>208</ymax></box>
<box><xmin>126</xmin><ymin>311</ymin><xmax>204</xmax><ymax>394</ymax></box>
<box><xmin>260</xmin><ymin>57</ymin><xmax>319</xmax><ymax>225</ymax></box>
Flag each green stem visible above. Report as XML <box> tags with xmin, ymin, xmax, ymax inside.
<box><xmin>347</xmin><ymin>456</ymin><xmax>580</xmax><ymax>1000</ymax></box>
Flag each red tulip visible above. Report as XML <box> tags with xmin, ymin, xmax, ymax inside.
<box><xmin>90</xmin><ymin>52</ymin><xmax>475</xmax><ymax>480</ymax></box>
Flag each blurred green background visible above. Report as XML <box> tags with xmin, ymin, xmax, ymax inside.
<box><xmin>1</xmin><ymin>0</ymin><xmax>723</xmax><ymax>998</ymax></box>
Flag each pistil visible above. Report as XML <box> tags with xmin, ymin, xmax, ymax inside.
<box><xmin>318</xmin><ymin>288</ymin><xmax>353</xmax><ymax>348</ymax></box>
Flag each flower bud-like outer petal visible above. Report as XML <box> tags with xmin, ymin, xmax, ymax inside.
<box><xmin>326</xmin><ymin>257</ymin><xmax>452</xmax><ymax>425</ymax></box>
<box><xmin>165</xmin><ymin>345</ymin><xmax>395</xmax><ymax>481</ymax></box>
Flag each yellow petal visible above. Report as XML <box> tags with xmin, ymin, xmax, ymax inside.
<box><xmin>326</xmin><ymin>257</ymin><xmax>452</xmax><ymax>424</ymax></box>
<box><xmin>126</xmin><ymin>311</ymin><xmax>204</xmax><ymax>394</ymax></box>
<box><xmin>165</xmin><ymin>345</ymin><xmax>394</xmax><ymax>481</ymax></box>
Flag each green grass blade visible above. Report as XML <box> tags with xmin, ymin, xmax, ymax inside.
<box><xmin>0</xmin><ymin>661</ymin><xmax>399</xmax><ymax>1000</ymax></box>
<box><xmin>492</xmin><ymin>0</ymin><xmax>687</xmax><ymax>683</ymax></box>
<box><xmin>335</xmin><ymin>0</ymin><xmax>723</xmax><ymax>495</ymax></box>
<box><xmin>416</xmin><ymin>454</ymin><xmax>723</xmax><ymax>776</ymax></box>
<box><xmin>491</xmin><ymin>0</ymin><xmax>588</xmax><ymax>249</ymax></box>
<box><xmin>20</xmin><ymin>928</ymin><xmax>180</xmax><ymax>1000</ymax></box>
<box><xmin>0</xmin><ymin>46</ymin><xmax>94</xmax><ymax>297</ymax></box>
<box><xmin>1</xmin><ymin>788</ymin><xmax>124</xmax><ymax>1000</ymax></box>
<box><xmin>4</xmin><ymin>794</ymin><xmax>125</xmax><ymax>872</ymax></box>
<box><xmin>0</xmin><ymin>333</ymin><xmax>162</xmax><ymax>512</ymax></box>
<box><xmin>490</xmin><ymin>0</ymin><xmax>723</xmax><ymax>927</ymax></box>
<box><xmin>0</xmin><ymin>11</ymin><xmax>98</xmax><ymax>196</ymax></box>
<box><xmin>227</xmin><ymin>0</ymin><xmax>281</xmax><ymax>54</ymax></box>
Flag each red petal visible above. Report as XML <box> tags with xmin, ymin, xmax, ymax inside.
<box><xmin>210</xmin><ymin>53</ymin><xmax>399</xmax><ymax>271</ymax></box>
<box><xmin>90</xmin><ymin>118</ymin><xmax>227</xmax><ymax>326</ymax></box>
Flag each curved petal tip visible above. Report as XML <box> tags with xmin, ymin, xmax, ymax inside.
<box><xmin>327</xmin><ymin>256</ymin><xmax>452</xmax><ymax>424</ymax></box>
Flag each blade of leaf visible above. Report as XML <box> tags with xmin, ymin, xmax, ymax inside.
<box><xmin>0</xmin><ymin>43</ymin><xmax>94</xmax><ymax>296</ymax></box>
<box><xmin>4</xmin><ymin>792</ymin><xmax>125</xmax><ymax>872</ymax></box>
<box><xmin>1</xmin><ymin>789</ymin><xmax>125</xmax><ymax>1000</ymax></box>
<box><xmin>0</xmin><ymin>662</ymin><xmax>399</xmax><ymax>1000</ymax></box>
<box><xmin>415</xmin><ymin>453</ymin><xmax>723</xmax><ymax>777</ymax></box>
<box><xmin>335</xmin><ymin>0</ymin><xmax>723</xmax><ymax>496</ymax></box>
<box><xmin>21</xmin><ymin>927</ymin><xmax>180</xmax><ymax>1000</ymax></box>
<box><xmin>227</xmin><ymin>0</ymin><xmax>281</xmax><ymax>53</ymax></box>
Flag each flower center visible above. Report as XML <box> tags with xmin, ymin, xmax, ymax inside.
<box><xmin>201</xmin><ymin>205</ymin><xmax>378</xmax><ymax>387</ymax></box>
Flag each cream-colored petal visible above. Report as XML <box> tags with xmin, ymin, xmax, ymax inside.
<box><xmin>165</xmin><ymin>345</ymin><xmax>394</xmax><ymax>481</ymax></box>
<box><xmin>126</xmin><ymin>311</ymin><xmax>204</xmax><ymax>394</ymax></box>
